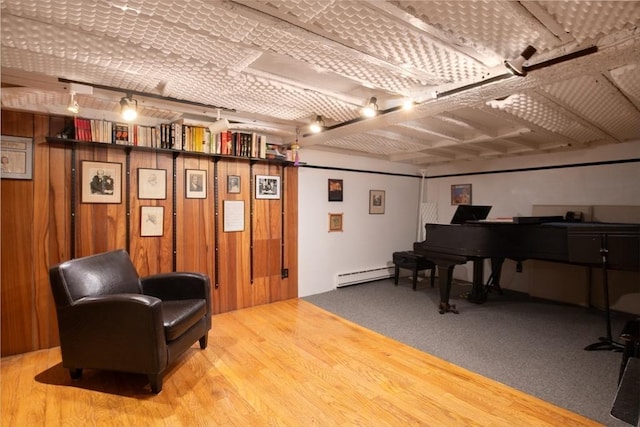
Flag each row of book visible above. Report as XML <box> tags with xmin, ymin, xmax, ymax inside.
<box><xmin>72</xmin><ymin>117</ymin><xmax>291</xmax><ymax>160</ymax></box>
<box><xmin>73</xmin><ymin>117</ymin><xmax>154</xmax><ymax>146</ymax></box>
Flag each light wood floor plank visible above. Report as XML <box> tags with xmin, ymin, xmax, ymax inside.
<box><xmin>1</xmin><ymin>299</ymin><xmax>601</xmax><ymax>426</ymax></box>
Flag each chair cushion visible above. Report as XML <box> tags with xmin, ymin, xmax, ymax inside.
<box><xmin>162</xmin><ymin>299</ymin><xmax>207</xmax><ymax>341</ymax></box>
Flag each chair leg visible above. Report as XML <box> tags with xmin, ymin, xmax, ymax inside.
<box><xmin>393</xmin><ymin>265</ymin><xmax>400</xmax><ymax>285</ymax></box>
<box><xmin>69</xmin><ymin>368</ymin><xmax>83</xmax><ymax>379</ymax></box>
<box><xmin>199</xmin><ymin>335</ymin><xmax>208</xmax><ymax>349</ymax></box>
<box><xmin>148</xmin><ymin>373</ymin><xmax>163</xmax><ymax>394</ymax></box>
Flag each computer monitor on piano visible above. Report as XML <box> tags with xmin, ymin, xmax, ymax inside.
<box><xmin>451</xmin><ymin>205</ymin><xmax>492</xmax><ymax>224</ymax></box>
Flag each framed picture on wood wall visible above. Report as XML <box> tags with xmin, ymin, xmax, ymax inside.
<box><xmin>140</xmin><ymin>206</ymin><xmax>164</xmax><ymax>237</ymax></box>
<box><xmin>81</xmin><ymin>160</ymin><xmax>122</xmax><ymax>203</ymax></box>
<box><xmin>227</xmin><ymin>175</ymin><xmax>241</xmax><ymax>194</ymax></box>
<box><xmin>138</xmin><ymin>168</ymin><xmax>167</xmax><ymax>199</ymax></box>
<box><xmin>369</xmin><ymin>190</ymin><xmax>385</xmax><ymax>214</ymax></box>
<box><xmin>255</xmin><ymin>175</ymin><xmax>280</xmax><ymax>199</ymax></box>
<box><xmin>186</xmin><ymin>169</ymin><xmax>207</xmax><ymax>199</ymax></box>
<box><xmin>0</xmin><ymin>135</ymin><xmax>33</xmax><ymax>180</ymax></box>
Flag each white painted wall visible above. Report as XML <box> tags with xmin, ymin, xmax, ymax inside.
<box><xmin>422</xmin><ymin>140</ymin><xmax>640</xmax><ymax>288</ymax></box>
<box><xmin>297</xmin><ymin>150</ymin><xmax>421</xmax><ymax>297</ymax></box>
<box><xmin>424</xmin><ymin>141</ymin><xmax>640</xmax><ymax>223</ymax></box>
<box><xmin>297</xmin><ymin>141</ymin><xmax>639</xmax><ymax>302</ymax></box>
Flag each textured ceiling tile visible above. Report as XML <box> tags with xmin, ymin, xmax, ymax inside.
<box><xmin>242</xmin><ymin>21</ymin><xmax>430</xmax><ymax>92</ymax></box>
<box><xmin>542</xmin><ymin>75</ymin><xmax>640</xmax><ymax>142</ymax></box>
<box><xmin>609</xmin><ymin>64</ymin><xmax>640</xmax><ymax>105</ymax></box>
<box><xmin>253</xmin><ymin>0</ymin><xmax>334</xmax><ymax>23</ymax></box>
<box><xmin>393</xmin><ymin>0</ymin><xmax>557</xmax><ymax>59</ymax></box>
<box><xmin>322</xmin><ymin>133</ymin><xmax>427</xmax><ymax>155</ymax></box>
<box><xmin>311</xmin><ymin>1</ymin><xmax>484</xmax><ymax>82</ymax></box>
<box><xmin>541</xmin><ymin>1</ymin><xmax>640</xmax><ymax>43</ymax></box>
<box><xmin>486</xmin><ymin>94</ymin><xmax>602</xmax><ymax>143</ymax></box>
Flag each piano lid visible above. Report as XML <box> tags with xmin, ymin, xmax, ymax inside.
<box><xmin>451</xmin><ymin>205</ymin><xmax>492</xmax><ymax>224</ymax></box>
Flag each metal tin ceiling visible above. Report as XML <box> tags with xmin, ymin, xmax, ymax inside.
<box><xmin>1</xmin><ymin>0</ymin><xmax>639</xmax><ymax>167</ymax></box>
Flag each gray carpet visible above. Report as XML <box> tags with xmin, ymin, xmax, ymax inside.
<box><xmin>303</xmin><ymin>277</ymin><xmax>635</xmax><ymax>426</ymax></box>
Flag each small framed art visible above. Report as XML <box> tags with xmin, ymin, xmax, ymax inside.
<box><xmin>186</xmin><ymin>169</ymin><xmax>207</xmax><ymax>199</ymax></box>
<box><xmin>141</xmin><ymin>206</ymin><xmax>164</xmax><ymax>237</ymax></box>
<box><xmin>223</xmin><ymin>200</ymin><xmax>245</xmax><ymax>232</ymax></box>
<box><xmin>138</xmin><ymin>168</ymin><xmax>167</xmax><ymax>200</ymax></box>
<box><xmin>81</xmin><ymin>160</ymin><xmax>122</xmax><ymax>204</ymax></box>
<box><xmin>227</xmin><ymin>175</ymin><xmax>241</xmax><ymax>194</ymax></box>
<box><xmin>0</xmin><ymin>135</ymin><xmax>33</xmax><ymax>180</ymax></box>
<box><xmin>328</xmin><ymin>178</ymin><xmax>343</xmax><ymax>201</ymax></box>
<box><xmin>329</xmin><ymin>213</ymin><xmax>343</xmax><ymax>232</ymax></box>
<box><xmin>369</xmin><ymin>190</ymin><xmax>385</xmax><ymax>214</ymax></box>
<box><xmin>451</xmin><ymin>184</ymin><xmax>472</xmax><ymax>205</ymax></box>
<box><xmin>255</xmin><ymin>175</ymin><xmax>280</xmax><ymax>199</ymax></box>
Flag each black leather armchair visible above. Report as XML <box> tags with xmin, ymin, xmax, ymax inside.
<box><xmin>48</xmin><ymin>249</ymin><xmax>211</xmax><ymax>393</ymax></box>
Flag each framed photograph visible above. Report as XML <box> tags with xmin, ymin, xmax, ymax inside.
<box><xmin>138</xmin><ymin>168</ymin><xmax>167</xmax><ymax>200</ymax></box>
<box><xmin>328</xmin><ymin>179</ymin><xmax>343</xmax><ymax>202</ymax></box>
<box><xmin>223</xmin><ymin>200</ymin><xmax>245</xmax><ymax>232</ymax></box>
<box><xmin>186</xmin><ymin>169</ymin><xmax>207</xmax><ymax>199</ymax></box>
<box><xmin>255</xmin><ymin>175</ymin><xmax>280</xmax><ymax>199</ymax></box>
<box><xmin>369</xmin><ymin>190</ymin><xmax>385</xmax><ymax>214</ymax></box>
<box><xmin>1</xmin><ymin>135</ymin><xmax>33</xmax><ymax>180</ymax></box>
<box><xmin>227</xmin><ymin>175</ymin><xmax>241</xmax><ymax>194</ymax></box>
<box><xmin>141</xmin><ymin>206</ymin><xmax>164</xmax><ymax>237</ymax></box>
<box><xmin>451</xmin><ymin>184</ymin><xmax>472</xmax><ymax>205</ymax></box>
<box><xmin>81</xmin><ymin>160</ymin><xmax>122</xmax><ymax>204</ymax></box>
<box><xmin>329</xmin><ymin>213</ymin><xmax>343</xmax><ymax>232</ymax></box>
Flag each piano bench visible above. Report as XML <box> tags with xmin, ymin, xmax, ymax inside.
<box><xmin>393</xmin><ymin>251</ymin><xmax>436</xmax><ymax>290</ymax></box>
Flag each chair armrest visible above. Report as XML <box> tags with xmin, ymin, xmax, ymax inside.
<box><xmin>56</xmin><ymin>294</ymin><xmax>168</xmax><ymax>372</ymax></box>
<box><xmin>141</xmin><ymin>272</ymin><xmax>211</xmax><ymax>302</ymax></box>
<box><xmin>58</xmin><ymin>294</ymin><xmax>163</xmax><ymax>338</ymax></box>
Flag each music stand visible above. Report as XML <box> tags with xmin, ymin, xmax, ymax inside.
<box><xmin>450</xmin><ymin>205</ymin><xmax>492</xmax><ymax>224</ymax></box>
<box><xmin>568</xmin><ymin>225</ymin><xmax>639</xmax><ymax>352</ymax></box>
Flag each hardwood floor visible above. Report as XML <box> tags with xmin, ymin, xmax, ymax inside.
<box><xmin>1</xmin><ymin>299</ymin><xmax>601</xmax><ymax>426</ymax></box>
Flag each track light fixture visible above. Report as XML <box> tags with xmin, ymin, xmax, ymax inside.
<box><xmin>362</xmin><ymin>97</ymin><xmax>378</xmax><ymax>118</ymax></box>
<box><xmin>504</xmin><ymin>45</ymin><xmax>537</xmax><ymax>76</ymax></box>
<box><xmin>309</xmin><ymin>115</ymin><xmax>325</xmax><ymax>133</ymax></box>
<box><xmin>67</xmin><ymin>91</ymin><xmax>79</xmax><ymax>114</ymax></box>
<box><xmin>120</xmin><ymin>94</ymin><xmax>138</xmax><ymax>121</ymax></box>
<box><xmin>402</xmin><ymin>98</ymin><xmax>415</xmax><ymax>110</ymax></box>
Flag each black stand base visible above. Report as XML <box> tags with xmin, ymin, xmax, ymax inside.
<box><xmin>584</xmin><ymin>336</ymin><xmax>624</xmax><ymax>352</ymax></box>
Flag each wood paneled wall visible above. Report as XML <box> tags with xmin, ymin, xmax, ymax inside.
<box><xmin>1</xmin><ymin>110</ymin><xmax>298</xmax><ymax>356</ymax></box>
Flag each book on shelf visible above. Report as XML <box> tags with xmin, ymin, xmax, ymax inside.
<box><xmin>114</xmin><ymin>123</ymin><xmax>130</xmax><ymax>145</ymax></box>
<box><xmin>66</xmin><ymin>117</ymin><xmax>279</xmax><ymax>161</ymax></box>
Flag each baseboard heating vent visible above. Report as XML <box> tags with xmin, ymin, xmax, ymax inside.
<box><xmin>336</xmin><ymin>266</ymin><xmax>394</xmax><ymax>288</ymax></box>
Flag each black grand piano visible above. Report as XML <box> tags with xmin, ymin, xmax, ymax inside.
<box><xmin>413</xmin><ymin>205</ymin><xmax>640</xmax><ymax>350</ymax></box>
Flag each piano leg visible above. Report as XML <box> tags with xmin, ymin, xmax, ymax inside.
<box><xmin>468</xmin><ymin>259</ymin><xmax>487</xmax><ymax>304</ymax></box>
<box><xmin>487</xmin><ymin>257</ymin><xmax>505</xmax><ymax>295</ymax></box>
<box><xmin>437</xmin><ymin>264</ymin><xmax>458</xmax><ymax>314</ymax></box>
<box><xmin>466</xmin><ymin>258</ymin><xmax>505</xmax><ymax>303</ymax></box>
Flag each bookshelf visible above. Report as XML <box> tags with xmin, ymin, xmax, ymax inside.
<box><xmin>55</xmin><ymin>116</ymin><xmax>295</xmax><ymax>163</ymax></box>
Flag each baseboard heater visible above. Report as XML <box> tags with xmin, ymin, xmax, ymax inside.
<box><xmin>335</xmin><ymin>266</ymin><xmax>394</xmax><ymax>288</ymax></box>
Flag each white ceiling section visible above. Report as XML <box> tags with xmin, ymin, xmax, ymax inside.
<box><xmin>1</xmin><ymin>0</ymin><xmax>639</xmax><ymax>166</ymax></box>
